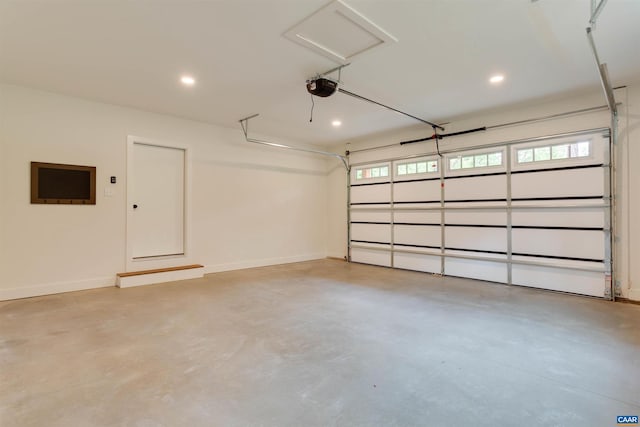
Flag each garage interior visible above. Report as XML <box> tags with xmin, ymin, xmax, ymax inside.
<box><xmin>1</xmin><ymin>0</ymin><xmax>639</xmax><ymax>425</ymax></box>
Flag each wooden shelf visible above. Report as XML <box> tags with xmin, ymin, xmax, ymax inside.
<box><xmin>117</xmin><ymin>264</ymin><xmax>204</xmax><ymax>278</ymax></box>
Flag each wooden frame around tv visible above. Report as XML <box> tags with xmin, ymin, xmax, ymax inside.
<box><xmin>30</xmin><ymin>162</ymin><xmax>96</xmax><ymax>205</ymax></box>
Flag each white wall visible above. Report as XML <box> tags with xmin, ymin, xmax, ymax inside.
<box><xmin>327</xmin><ymin>84</ymin><xmax>640</xmax><ymax>300</ymax></box>
<box><xmin>0</xmin><ymin>84</ymin><xmax>328</xmax><ymax>300</ymax></box>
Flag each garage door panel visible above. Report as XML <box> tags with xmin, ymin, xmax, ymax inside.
<box><xmin>351</xmin><ymin>211</ymin><xmax>391</xmax><ymax>223</ymax></box>
<box><xmin>351</xmin><ymin>223</ymin><xmax>390</xmax><ymax>244</ymax></box>
<box><xmin>351</xmin><ymin>247</ymin><xmax>391</xmax><ymax>267</ymax></box>
<box><xmin>393</xmin><ymin>180</ymin><xmax>440</xmax><ymax>203</ymax></box>
<box><xmin>394</xmin><ymin>211</ymin><xmax>441</xmax><ymax>224</ymax></box>
<box><xmin>445</xmin><ymin>175</ymin><xmax>506</xmax><ymax>201</ymax></box>
<box><xmin>512</xmin><ymin>229</ymin><xmax>603</xmax><ymax>260</ymax></box>
<box><xmin>512</xmin><ymin>264</ymin><xmax>604</xmax><ymax>297</ymax></box>
<box><xmin>512</xmin><ymin>208</ymin><xmax>604</xmax><ymax>228</ymax></box>
<box><xmin>393</xmin><ymin>202</ymin><xmax>441</xmax><ymax>209</ymax></box>
<box><xmin>445</xmin><ymin>256</ymin><xmax>508</xmax><ymax>283</ymax></box>
<box><xmin>394</xmin><ymin>253</ymin><xmax>440</xmax><ymax>273</ymax></box>
<box><xmin>351</xmin><ymin>184</ymin><xmax>390</xmax><ymax>204</ymax></box>
<box><xmin>445</xmin><ymin>210</ymin><xmax>507</xmax><ymax>226</ymax></box>
<box><xmin>445</xmin><ymin>226</ymin><xmax>507</xmax><ymax>252</ymax></box>
<box><xmin>511</xmin><ymin>167</ymin><xmax>603</xmax><ymax>199</ymax></box>
<box><xmin>394</xmin><ymin>225</ymin><xmax>440</xmax><ymax>247</ymax></box>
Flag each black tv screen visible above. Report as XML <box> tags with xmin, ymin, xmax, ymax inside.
<box><xmin>31</xmin><ymin>162</ymin><xmax>96</xmax><ymax>204</ymax></box>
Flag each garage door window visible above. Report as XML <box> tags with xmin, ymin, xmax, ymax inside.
<box><xmin>449</xmin><ymin>151</ymin><xmax>503</xmax><ymax>171</ymax></box>
<box><xmin>397</xmin><ymin>160</ymin><xmax>438</xmax><ymax>176</ymax></box>
<box><xmin>355</xmin><ymin>165</ymin><xmax>389</xmax><ymax>180</ymax></box>
<box><xmin>516</xmin><ymin>141</ymin><xmax>590</xmax><ymax>164</ymax></box>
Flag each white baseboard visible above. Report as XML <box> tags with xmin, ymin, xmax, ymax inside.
<box><xmin>0</xmin><ymin>276</ymin><xmax>115</xmax><ymax>301</ymax></box>
<box><xmin>117</xmin><ymin>267</ymin><xmax>204</xmax><ymax>288</ymax></box>
<box><xmin>628</xmin><ymin>288</ymin><xmax>640</xmax><ymax>302</ymax></box>
<box><xmin>203</xmin><ymin>253</ymin><xmax>326</xmax><ymax>274</ymax></box>
<box><xmin>0</xmin><ymin>254</ymin><xmax>328</xmax><ymax>300</ymax></box>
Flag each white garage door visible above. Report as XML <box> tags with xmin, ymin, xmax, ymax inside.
<box><xmin>349</xmin><ymin>129</ymin><xmax>611</xmax><ymax>298</ymax></box>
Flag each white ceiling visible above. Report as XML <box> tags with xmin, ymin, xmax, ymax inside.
<box><xmin>1</xmin><ymin>0</ymin><xmax>639</xmax><ymax>147</ymax></box>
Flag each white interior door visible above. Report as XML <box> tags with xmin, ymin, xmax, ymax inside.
<box><xmin>130</xmin><ymin>142</ymin><xmax>185</xmax><ymax>259</ymax></box>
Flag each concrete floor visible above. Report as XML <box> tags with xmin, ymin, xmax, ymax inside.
<box><xmin>1</xmin><ymin>259</ymin><xmax>639</xmax><ymax>427</ymax></box>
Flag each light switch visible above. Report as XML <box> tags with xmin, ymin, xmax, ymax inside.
<box><xmin>104</xmin><ymin>188</ymin><xmax>114</xmax><ymax>197</ymax></box>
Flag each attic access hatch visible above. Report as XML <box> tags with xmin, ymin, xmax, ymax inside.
<box><xmin>284</xmin><ymin>0</ymin><xmax>397</xmax><ymax>65</ymax></box>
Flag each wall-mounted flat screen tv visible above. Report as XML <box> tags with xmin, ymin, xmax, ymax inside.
<box><xmin>31</xmin><ymin>162</ymin><xmax>96</xmax><ymax>205</ymax></box>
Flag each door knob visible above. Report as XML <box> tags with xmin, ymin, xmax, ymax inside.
<box><xmin>133</xmin><ymin>204</ymin><xmax>138</xmax><ymax>209</ymax></box>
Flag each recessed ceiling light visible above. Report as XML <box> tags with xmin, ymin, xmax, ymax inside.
<box><xmin>332</xmin><ymin>120</ymin><xmax>342</xmax><ymax>127</ymax></box>
<box><xmin>180</xmin><ymin>75</ymin><xmax>195</xmax><ymax>86</ymax></box>
<box><xmin>489</xmin><ymin>74</ymin><xmax>505</xmax><ymax>84</ymax></box>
